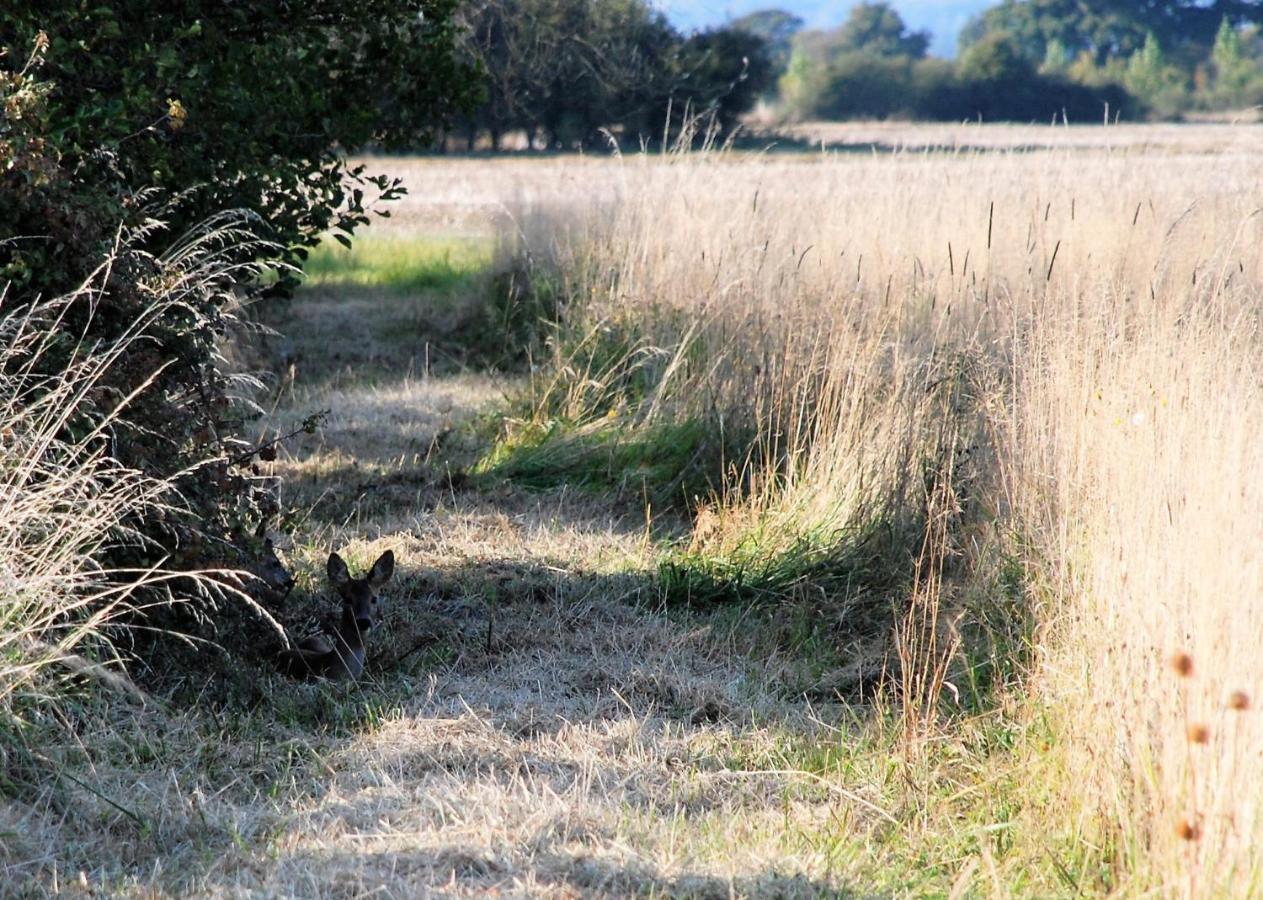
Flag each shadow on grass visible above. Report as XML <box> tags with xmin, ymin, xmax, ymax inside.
<box><xmin>261</xmin><ymin>844</ymin><xmax>860</xmax><ymax>897</ymax></box>
<box><xmin>472</xmin><ymin>417</ymin><xmax>726</xmax><ymax>511</ymax></box>
<box><xmin>5</xmin><ymin>539</ymin><xmax>928</xmax><ymax>894</ymax></box>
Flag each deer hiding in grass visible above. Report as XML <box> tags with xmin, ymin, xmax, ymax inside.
<box><xmin>277</xmin><ymin>550</ymin><xmax>394</xmax><ymax>681</ymax></box>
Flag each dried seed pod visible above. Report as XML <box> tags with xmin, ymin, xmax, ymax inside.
<box><xmin>1176</xmin><ymin>819</ymin><xmax>1202</xmax><ymax>842</ymax></box>
<box><xmin>1186</xmin><ymin>723</ymin><xmax>1210</xmax><ymax>745</ymax></box>
<box><xmin>1171</xmin><ymin>652</ymin><xmax>1194</xmax><ymax>678</ymax></box>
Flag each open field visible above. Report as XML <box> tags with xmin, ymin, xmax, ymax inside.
<box><xmin>778</xmin><ymin>119</ymin><xmax>1263</xmax><ymax>153</ymax></box>
<box><xmin>7</xmin><ymin>122</ymin><xmax>1263</xmax><ymax>896</ymax></box>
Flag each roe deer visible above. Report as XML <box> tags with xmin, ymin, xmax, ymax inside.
<box><xmin>277</xmin><ymin>549</ymin><xmax>394</xmax><ymax>681</ymax></box>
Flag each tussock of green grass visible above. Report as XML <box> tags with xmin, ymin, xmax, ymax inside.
<box><xmin>720</xmin><ymin>708</ymin><xmax>1114</xmax><ymax>896</ymax></box>
<box><xmin>953</xmin><ymin>549</ymin><xmax>1038</xmax><ymax>713</ymax></box>
<box><xmin>302</xmin><ymin>235</ymin><xmax>493</xmax><ymax>293</ymax></box>
<box><xmin>474</xmin><ymin>417</ymin><xmax>722</xmax><ymax>506</ymax></box>
<box><xmin>656</xmin><ymin>520</ymin><xmax>915</xmax><ymax>609</ymax></box>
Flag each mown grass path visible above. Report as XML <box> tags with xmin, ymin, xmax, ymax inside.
<box><xmin>6</xmin><ymin>157</ymin><xmax>1070</xmax><ymax>898</ymax></box>
<box><xmin>217</xmin><ymin>238</ymin><xmax>878</xmax><ymax>896</ymax></box>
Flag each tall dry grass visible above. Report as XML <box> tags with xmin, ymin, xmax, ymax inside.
<box><xmin>0</xmin><ymin>224</ymin><xmax>275</xmax><ymax>722</ymax></box>
<box><xmin>497</xmin><ymin>138</ymin><xmax>1263</xmax><ymax>892</ymax></box>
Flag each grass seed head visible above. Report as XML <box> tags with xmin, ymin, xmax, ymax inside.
<box><xmin>1176</xmin><ymin>818</ymin><xmax>1202</xmax><ymax>842</ymax></box>
<box><xmin>1186</xmin><ymin>723</ymin><xmax>1210</xmax><ymax>745</ymax></box>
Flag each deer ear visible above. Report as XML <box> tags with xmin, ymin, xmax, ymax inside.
<box><xmin>327</xmin><ymin>552</ymin><xmax>350</xmax><ymax>589</ymax></box>
<box><xmin>368</xmin><ymin>550</ymin><xmax>395</xmax><ymax>588</ymax></box>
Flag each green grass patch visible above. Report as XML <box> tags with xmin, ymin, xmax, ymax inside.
<box><xmin>473</xmin><ymin>417</ymin><xmax>722</xmax><ymax>507</ymax></box>
<box><xmin>721</xmin><ymin>711</ymin><xmax>1115</xmax><ymax>896</ymax></box>
<box><xmin>656</xmin><ymin>520</ymin><xmax>915</xmax><ymax>609</ymax></box>
<box><xmin>301</xmin><ymin>235</ymin><xmax>494</xmax><ymax>294</ymax></box>
<box><xmin>955</xmin><ymin>548</ymin><xmax>1038</xmax><ymax>713</ymax></box>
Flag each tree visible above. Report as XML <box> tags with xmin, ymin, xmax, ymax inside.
<box><xmin>2</xmin><ymin>2</ymin><xmax>477</xmax><ymax>294</ymax></box>
<box><xmin>835</xmin><ymin>2</ymin><xmax>929</xmax><ymax>59</ymax></box>
<box><xmin>671</xmin><ymin>28</ymin><xmax>776</xmax><ymax>131</ymax></box>
<box><xmin>1042</xmin><ymin>38</ymin><xmax>1071</xmax><ymax>72</ymax></box>
<box><xmin>455</xmin><ymin>0</ymin><xmax>770</xmax><ymax>149</ymax></box>
<box><xmin>1210</xmin><ymin>17</ymin><xmax>1263</xmax><ymax>106</ymax></box>
<box><xmin>959</xmin><ymin>30</ymin><xmax>1035</xmax><ymax>83</ymax></box>
<box><xmin>731</xmin><ymin>8</ymin><xmax>804</xmax><ymax>72</ymax></box>
<box><xmin>1123</xmin><ymin>32</ymin><xmax>1190</xmax><ymax>117</ymax></box>
<box><xmin>778</xmin><ymin>3</ymin><xmax>928</xmax><ymax>121</ymax></box>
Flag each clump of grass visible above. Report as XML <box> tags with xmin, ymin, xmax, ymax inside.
<box><xmin>656</xmin><ymin>519</ymin><xmax>913</xmax><ymax>609</ymax></box>
<box><xmin>0</xmin><ymin>245</ymin><xmax>273</xmax><ymax>763</ymax></box>
<box><xmin>474</xmin><ymin>309</ymin><xmax>743</xmax><ymax>503</ymax></box>
<box><xmin>475</xmin><ymin>417</ymin><xmax>721</xmax><ymax>506</ymax></box>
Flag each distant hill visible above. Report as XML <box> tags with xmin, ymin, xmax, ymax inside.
<box><xmin>658</xmin><ymin>0</ymin><xmax>994</xmax><ymax>57</ymax></box>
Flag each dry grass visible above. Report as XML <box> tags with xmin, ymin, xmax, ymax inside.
<box><xmin>454</xmin><ymin>123</ymin><xmax>1263</xmax><ymax>893</ymax></box>
<box><xmin>0</xmin><ymin>222</ymin><xmax>274</xmax><ymax>713</ymax></box>
<box><xmin>13</xmin><ymin>124</ymin><xmax>1263</xmax><ymax>896</ymax></box>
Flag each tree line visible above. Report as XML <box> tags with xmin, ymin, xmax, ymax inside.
<box><xmin>763</xmin><ymin>1</ymin><xmax>1263</xmax><ymax>123</ymax></box>
<box><xmin>450</xmin><ymin>0</ymin><xmax>773</xmax><ymax>150</ymax></box>
<box><xmin>446</xmin><ymin>0</ymin><xmax>1263</xmax><ymax>138</ymax></box>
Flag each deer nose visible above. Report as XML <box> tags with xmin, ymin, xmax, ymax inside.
<box><xmin>355</xmin><ymin>616</ymin><xmax>373</xmax><ymax>632</ymax></box>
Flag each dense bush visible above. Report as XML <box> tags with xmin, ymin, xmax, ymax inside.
<box><xmin>1</xmin><ymin>2</ymin><xmax>473</xmax><ymax>675</ymax></box>
<box><xmin>2</xmin><ymin>2</ymin><xmax>475</xmax><ymax>296</ymax></box>
<box><xmin>1</xmin><ymin>45</ymin><xmax>294</xmax><ymax>675</ymax></box>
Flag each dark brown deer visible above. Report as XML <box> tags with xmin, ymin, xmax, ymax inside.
<box><xmin>277</xmin><ymin>550</ymin><xmax>394</xmax><ymax>681</ymax></box>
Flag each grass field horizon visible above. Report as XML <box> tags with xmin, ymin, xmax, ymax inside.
<box><xmin>7</xmin><ymin>121</ymin><xmax>1263</xmax><ymax>896</ymax></box>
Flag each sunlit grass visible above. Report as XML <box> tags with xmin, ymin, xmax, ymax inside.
<box><xmin>301</xmin><ymin>234</ymin><xmax>494</xmax><ymax>293</ymax></box>
<box><xmin>492</xmin><ymin>140</ymin><xmax>1263</xmax><ymax>892</ymax></box>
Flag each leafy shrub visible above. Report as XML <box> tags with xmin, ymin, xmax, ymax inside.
<box><xmin>0</xmin><ymin>3</ymin><xmax>472</xmax><ymax>680</ymax></box>
<box><xmin>2</xmin><ymin>45</ymin><xmax>279</xmax><ymax>576</ymax></box>
<box><xmin>1</xmin><ymin>2</ymin><xmax>475</xmax><ymax>295</ymax></box>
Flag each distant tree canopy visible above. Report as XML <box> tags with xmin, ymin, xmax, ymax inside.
<box><xmin>961</xmin><ymin>0</ymin><xmax>1263</xmax><ymax>65</ymax></box>
<box><xmin>959</xmin><ymin>0</ymin><xmax>1263</xmax><ymax>118</ymax></box>
<box><xmin>833</xmin><ymin>1</ymin><xmax>930</xmax><ymax>58</ymax></box>
<box><xmin>778</xmin><ymin>1</ymin><xmax>1128</xmax><ymax>122</ymax></box>
<box><xmin>730</xmin><ymin>8</ymin><xmax>805</xmax><ymax>73</ymax></box>
<box><xmin>454</xmin><ymin>0</ymin><xmax>775</xmax><ymax>149</ymax></box>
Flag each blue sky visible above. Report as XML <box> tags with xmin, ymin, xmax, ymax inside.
<box><xmin>656</xmin><ymin>1</ymin><xmax>994</xmax><ymax>57</ymax></box>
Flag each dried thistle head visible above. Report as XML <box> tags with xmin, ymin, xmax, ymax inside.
<box><xmin>1228</xmin><ymin>690</ymin><xmax>1251</xmax><ymax>711</ymax></box>
<box><xmin>1186</xmin><ymin>723</ymin><xmax>1210</xmax><ymax>745</ymax></box>
<box><xmin>1176</xmin><ymin>818</ymin><xmax>1202</xmax><ymax>842</ymax></box>
<box><xmin>1171</xmin><ymin>652</ymin><xmax>1194</xmax><ymax>678</ymax></box>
